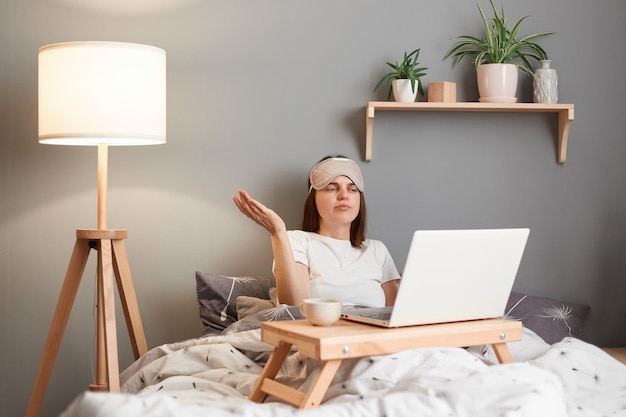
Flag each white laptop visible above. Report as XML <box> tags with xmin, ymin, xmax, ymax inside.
<box><xmin>341</xmin><ymin>228</ymin><xmax>530</xmax><ymax>327</ymax></box>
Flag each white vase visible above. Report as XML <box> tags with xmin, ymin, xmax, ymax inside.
<box><xmin>392</xmin><ymin>79</ymin><xmax>418</xmax><ymax>102</ymax></box>
<box><xmin>533</xmin><ymin>60</ymin><xmax>558</xmax><ymax>104</ymax></box>
<box><xmin>476</xmin><ymin>63</ymin><xmax>518</xmax><ymax>102</ymax></box>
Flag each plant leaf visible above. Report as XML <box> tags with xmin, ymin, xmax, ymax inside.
<box><xmin>443</xmin><ymin>0</ymin><xmax>554</xmax><ymax>75</ymax></box>
<box><xmin>373</xmin><ymin>48</ymin><xmax>428</xmax><ymax>97</ymax></box>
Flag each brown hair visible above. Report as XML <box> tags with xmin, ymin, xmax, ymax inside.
<box><xmin>302</xmin><ymin>155</ymin><xmax>367</xmax><ymax>248</ymax></box>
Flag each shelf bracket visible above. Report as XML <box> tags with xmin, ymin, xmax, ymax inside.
<box><xmin>557</xmin><ymin>107</ymin><xmax>575</xmax><ymax>163</ymax></box>
<box><xmin>365</xmin><ymin>103</ymin><xmax>376</xmax><ymax>162</ymax></box>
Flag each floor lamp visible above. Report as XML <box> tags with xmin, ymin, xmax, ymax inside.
<box><xmin>25</xmin><ymin>42</ymin><xmax>166</xmax><ymax>417</ymax></box>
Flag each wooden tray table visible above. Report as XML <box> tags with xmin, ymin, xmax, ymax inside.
<box><xmin>249</xmin><ymin>318</ymin><xmax>522</xmax><ymax>409</ymax></box>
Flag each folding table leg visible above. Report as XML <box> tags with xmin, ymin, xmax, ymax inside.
<box><xmin>492</xmin><ymin>343</ymin><xmax>514</xmax><ymax>363</ymax></box>
<box><xmin>300</xmin><ymin>359</ymin><xmax>343</xmax><ymax>409</ymax></box>
<box><xmin>249</xmin><ymin>341</ymin><xmax>292</xmax><ymax>403</ymax></box>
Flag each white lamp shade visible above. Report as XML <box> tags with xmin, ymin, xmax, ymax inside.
<box><xmin>38</xmin><ymin>41</ymin><xmax>166</xmax><ymax>146</ymax></box>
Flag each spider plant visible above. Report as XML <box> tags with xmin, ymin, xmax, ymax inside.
<box><xmin>373</xmin><ymin>48</ymin><xmax>428</xmax><ymax>100</ymax></box>
<box><xmin>443</xmin><ymin>0</ymin><xmax>554</xmax><ymax>77</ymax></box>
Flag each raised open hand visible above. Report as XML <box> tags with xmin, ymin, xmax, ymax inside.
<box><xmin>232</xmin><ymin>190</ymin><xmax>287</xmax><ymax>235</ymax></box>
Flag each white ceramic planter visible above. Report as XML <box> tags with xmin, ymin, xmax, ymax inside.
<box><xmin>477</xmin><ymin>63</ymin><xmax>518</xmax><ymax>102</ymax></box>
<box><xmin>392</xmin><ymin>79</ymin><xmax>418</xmax><ymax>102</ymax></box>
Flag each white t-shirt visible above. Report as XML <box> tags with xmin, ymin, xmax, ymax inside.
<box><xmin>278</xmin><ymin>230</ymin><xmax>400</xmax><ymax>307</ymax></box>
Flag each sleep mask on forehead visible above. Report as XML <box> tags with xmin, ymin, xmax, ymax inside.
<box><xmin>309</xmin><ymin>157</ymin><xmax>364</xmax><ymax>192</ymax></box>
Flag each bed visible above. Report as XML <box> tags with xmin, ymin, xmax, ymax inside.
<box><xmin>58</xmin><ymin>272</ymin><xmax>626</xmax><ymax>417</ymax></box>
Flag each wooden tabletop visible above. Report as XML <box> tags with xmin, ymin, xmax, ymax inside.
<box><xmin>261</xmin><ymin>318</ymin><xmax>522</xmax><ymax>361</ymax></box>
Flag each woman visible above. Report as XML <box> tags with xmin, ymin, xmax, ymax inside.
<box><xmin>232</xmin><ymin>155</ymin><xmax>400</xmax><ymax>307</ymax></box>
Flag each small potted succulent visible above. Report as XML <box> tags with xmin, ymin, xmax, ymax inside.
<box><xmin>373</xmin><ymin>48</ymin><xmax>428</xmax><ymax>102</ymax></box>
<box><xmin>443</xmin><ymin>0</ymin><xmax>553</xmax><ymax>102</ymax></box>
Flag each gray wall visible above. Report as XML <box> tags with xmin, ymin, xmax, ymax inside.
<box><xmin>1</xmin><ymin>1</ymin><xmax>625</xmax><ymax>416</ymax></box>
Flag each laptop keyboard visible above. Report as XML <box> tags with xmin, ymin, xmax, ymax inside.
<box><xmin>360</xmin><ymin>311</ymin><xmax>392</xmax><ymax>320</ymax></box>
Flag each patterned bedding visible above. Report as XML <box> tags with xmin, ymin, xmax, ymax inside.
<box><xmin>58</xmin><ymin>326</ymin><xmax>626</xmax><ymax>417</ymax></box>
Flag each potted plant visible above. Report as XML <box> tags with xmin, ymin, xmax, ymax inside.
<box><xmin>373</xmin><ymin>48</ymin><xmax>428</xmax><ymax>102</ymax></box>
<box><xmin>443</xmin><ymin>0</ymin><xmax>553</xmax><ymax>102</ymax></box>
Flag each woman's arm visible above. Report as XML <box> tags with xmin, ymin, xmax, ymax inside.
<box><xmin>268</xmin><ymin>229</ymin><xmax>311</xmax><ymax>305</ymax></box>
<box><xmin>382</xmin><ymin>279</ymin><xmax>400</xmax><ymax>306</ymax></box>
<box><xmin>232</xmin><ymin>190</ymin><xmax>310</xmax><ymax>305</ymax></box>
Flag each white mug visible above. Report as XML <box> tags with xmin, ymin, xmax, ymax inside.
<box><xmin>300</xmin><ymin>298</ymin><xmax>342</xmax><ymax>326</ymax></box>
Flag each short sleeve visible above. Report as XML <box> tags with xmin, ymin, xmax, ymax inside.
<box><xmin>372</xmin><ymin>240</ymin><xmax>400</xmax><ymax>284</ymax></box>
<box><xmin>287</xmin><ymin>230</ymin><xmax>310</xmax><ymax>266</ymax></box>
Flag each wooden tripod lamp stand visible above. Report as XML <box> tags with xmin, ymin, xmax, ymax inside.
<box><xmin>25</xmin><ymin>42</ymin><xmax>167</xmax><ymax>417</ymax></box>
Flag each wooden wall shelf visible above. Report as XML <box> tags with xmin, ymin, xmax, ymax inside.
<box><xmin>365</xmin><ymin>101</ymin><xmax>575</xmax><ymax>163</ymax></box>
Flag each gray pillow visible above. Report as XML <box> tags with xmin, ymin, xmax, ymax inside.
<box><xmin>505</xmin><ymin>291</ymin><xmax>590</xmax><ymax>344</ymax></box>
<box><xmin>195</xmin><ymin>272</ymin><xmax>275</xmax><ymax>335</ymax></box>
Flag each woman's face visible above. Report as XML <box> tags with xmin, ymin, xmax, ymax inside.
<box><xmin>315</xmin><ymin>175</ymin><xmax>361</xmax><ymax>227</ymax></box>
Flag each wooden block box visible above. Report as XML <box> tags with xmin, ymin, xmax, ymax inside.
<box><xmin>428</xmin><ymin>81</ymin><xmax>456</xmax><ymax>102</ymax></box>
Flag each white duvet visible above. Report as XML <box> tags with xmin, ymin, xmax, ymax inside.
<box><xmin>60</xmin><ymin>328</ymin><xmax>626</xmax><ymax>417</ymax></box>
